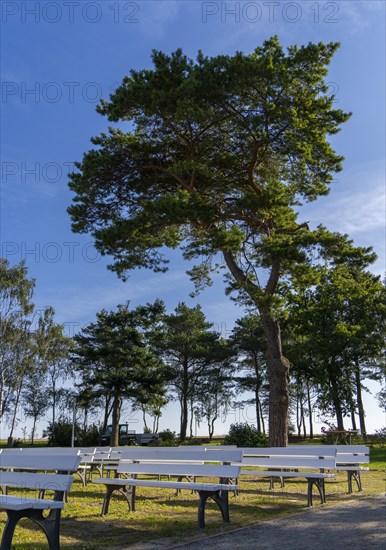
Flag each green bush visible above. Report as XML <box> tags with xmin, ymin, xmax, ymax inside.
<box><xmin>78</xmin><ymin>424</ymin><xmax>103</xmax><ymax>446</ymax></box>
<box><xmin>224</xmin><ymin>423</ymin><xmax>268</xmax><ymax>447</ymax></box>
<box><xmin>155</xmin><ymin>429</ymin><xmax>178</xmax><ymax>446</ymax></box>
<box><xmin>43</xmin><ymin>419</ymin><xmax>102</xmax><ymax>447</ymax></box>
<box><xmin>371</xmin><ymin>427</ymin><xmax>386</xmax><ymax>444</ymax></box>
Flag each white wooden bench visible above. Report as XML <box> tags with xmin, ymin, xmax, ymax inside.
<box><xmin>235</xmin><ymin>450</ymin><xmax>336</xmax><ymax>506</ymax></box>
<box><xmin>93</xmin><ymin>450</ymin><xmax>242</xmax><ymax>528</ymax></box>
<box><xmin>0</xmin><ymin>452</ymin><xmax>81</xmax><ymax>550</ymax></box>
<box><xmin>286</xmin><ymin>445</ymin><xmax>370</xmax><ymax>493</ymax></box>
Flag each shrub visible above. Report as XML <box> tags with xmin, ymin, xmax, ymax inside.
<box><xmin>43</xmin><ymin>419</ymin><xmax>102</xmax><ymax>447</ymax></box>
<box><xmin>224</xmin><ymin>423</ymin><xmax>268</xmax><ymax>447</ymax></box>
<box><xmin>78</xmin><ymin>424</ymin><xmax>103</xmax><ymax>446</ymax></box>
<box><xmin>156</xmin><ymin>429</ymin><xmax>178</xmax><ymax>446</ymax></box>
<box><xmin>372</xmin><ymin>427</ymin><xmax>386</xmax><ymax>444</ymax></box>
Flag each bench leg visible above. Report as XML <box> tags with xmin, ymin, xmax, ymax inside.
<box><xmin>347</xmin><ymin>471</ymin><xmax>362</xmax><ymax>494</ymax></box>
<box><xmin>76</xmin><ymin>469</ymin><xmax>87</xmax><ymax>487</ymax></box>
<box><xmin>197</xmin><ymin>490</ymin><xmax>230</xmax><ymax>530</ymax></box>
<box><xmin>101</xmin><ymin>484</ymin><xmax>135</xmax><ymax>516</ymax></box>
<box><xmin>307</xmin><ymin>478</ymin><xmax>326</xmax><ymax>507</ymax></box>
<box><xmin>269</xmin><ymin>476</ymin><xmax>285</xmax><ymax>490</ymax></box>
<box><xmin>1</xmin><ymin>510</ymin><xmax>20</xmax><ymax>550</ymax></box>
<box><xmin>1</xmin><ymin>508</ymin><xmax>61</xmax><ymax>550</ymax></box>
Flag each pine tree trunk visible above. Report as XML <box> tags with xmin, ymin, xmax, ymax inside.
<box><xmin>354</xmin><ymin>360</ymin><xmax>367</xmax><ymax>438</ymax></box>
<box><xmin>255</xmin><ymin>393</ymin><xmax>261</xmax><ymax>432</ymax></box>
<box><xmin>253</xmin><ymin>356</ymin><xmax>261</xmax><ymax>432</ymax></box>
<box><xmin>103</xmin><ymin>396</ymin><xmax>111</xmax><ymax>431</ymax></box>
<box><xmin>301</xmin><ymin>400</ymin><xmax>306</xmax><ymax>438</ymax></box>
<box><xmin>330</xmin><ymin>373</ymin><xmax>344</xmax><ymax>429</ymax></box>
<box><xmin>52</xmin><ymin>379</ymin><xmax>56</xmax><ymax>431</ymax></box>
<box><xmin>261</xmin><ymin>314</ymin><xmax>289</xmax><ymax>447</ymax></box>
<box><xmin>222</xmin><ymin>252</ymin><xmax>289</xmax><ymax>446</ymax></box>
<box><xmin>0</xmin><ymin>372</ymin><xmax>4</xmax><ymax>421</ymax></box>
<box><xmin>350</xmin><ymin>404</ymin><xmax>357</xmax><ymax>431</ymax></box>
<box><xmin>179</xmin><ymin>360</ymin><xmax>189</xmax><ymax>441</ymax></box>
<box><xmin>83</xmin><ymin>407</ymin><xmax>88</xmax><ymax>431</ymax></box>
<box><xmin>110</xmin><ymin>395</ymin><xmax>122</xmax><ymax>447</ymax></box>
<box><xmin>180</xmin><ymin>394</ymin><xmax>188</xmax><ymax>441</ymax></box>
<box><xmin>306</xmin><ymin>382</ymin><xmax>314</xmax><ymax>439</ymax></box>
<box><xmin>31</xmin><ymin>417</ymin><xmax>37</xmax><ymax>444</ymax></box>
<box><xmin>189</xmin><ymin>398</ymin><xmax>194</xmax><ymax>439</ymax></box>
<box><xmin>141</xmin><ymin>406</ymin><xmax>148</xmax><ymax>432</ymax></box>
<box><xmin>296</xmin><ymin>395</ymin><xmax>302</xmax><ymax>437</ymax></box>
<box><xmin>259</xmin><ymin>401</ymin><xmax>266</xmax><ymax>434</ymax></box>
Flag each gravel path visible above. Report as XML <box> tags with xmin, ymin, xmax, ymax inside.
<box><xmin>169</xmin><ymin>495</ymin><xmax>386</xmax><ymax>550</ymax></box>
<box><xmin>126</xmin><ymin>494</ymin><xmax>386</xmax><ymax>550</ymax></box>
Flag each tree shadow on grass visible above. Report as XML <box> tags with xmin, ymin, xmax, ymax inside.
<box><xmin>7</xmin><ymin>516</ymin><xmax>147</xmax><ymax>549</ymax></box>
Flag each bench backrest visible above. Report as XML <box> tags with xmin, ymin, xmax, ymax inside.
<box><xmin>0</xmin><ymin>453</ymin><xmax>81</xmax><ymax>496</ymax></box>
<box><xmin>239</xmin><ymin>456</ymin><xmax>336</xmax><ymax>470</ymax></box>
<box><xmin>1</xmin><ymin>447</ymin><xmax>90</xmax><ymax>454</ymax></box>
<box><xmin>177</xmin><ymin>446</ymin><xmax>238</xmax><ymax>450</ymax></box>
<box><xmin>117</xmin><ymin>461</ymin><xmax>241</xmax><ymax>479</ymax></box>
<box><xmin>0</xmin><ymin>452</ymin><xmax>82</xmax><ymax>472</ymax></box>
<box><xmin>241</xmin><ymin>447</ymin><xmax>337</xmax><ymax>458</ymax></box>
<box><xmin>286</xmin><ymin>445</ymin><xmax>370</xmax><ymax>464</ymax></box>
<box><xmin>336</xmin><ymin>452</ymin><xmax>370</xmax><ymax>464</ymax></box>
<box><xmin>120</xmin><ymin>449</ymin><xmax>242</xmax><ymax>463</ymax></box>
<box><xmin>90</xmin><ymin>452</ymin><xmax>112</xmax><ymax>461</ymax></box>
<box><xmin>287</xmin><ymin>445</ymin><xmax>369</xmax><ymax>454</ymax></box>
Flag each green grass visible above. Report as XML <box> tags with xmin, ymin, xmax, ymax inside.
<box><xmin>369</xmin><ymin>445</ymin><xmax>386</xmax><ymax>471</ymax></box>
<box><xmin>1</xmin><ymin>448</ymin><xmax>385</xmax><ymax>549</ymax></box>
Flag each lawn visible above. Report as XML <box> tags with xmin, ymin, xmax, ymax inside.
<box><xmin>0</xmin><ymin>445</ymin><xmax>384</xmax><ymax>549</ymax></box>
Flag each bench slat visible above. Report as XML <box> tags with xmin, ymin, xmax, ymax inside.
<box><xmin>0</xmin><ymin>471</ymin><xmax>74</xmax><ymax>492</ymax></box>
<box><xmin>239</xmin><ymin>470</ymin><xmax>335</xmax><ymax>478</ymax></box>
<box><xmin>0</xmin><ymin>453</ymin><xmax>81</xmax><ymax>472</ymax></box>
<box><xmin>116</xmin><ymin>462</ymin><xmax>240</xmax><ymax>478</ymax></box>
<box><xmin>237</xmin><ymin>457</ymin><xmax>336</xmax><ymax>470</ymax></box>
<box><xmin>119</xmin><ymin>449</ymin><xmax>242</xmax><ymax>463</ymax></box>
<box><xmin>0</xmin><ymin>495</ymin><xmax>64</xmax><ymax>511</ymax></box>
<box><xmin>93</xmin><ymin>478</ymin><xmax>237</xmax><ymax>491</ymax></box>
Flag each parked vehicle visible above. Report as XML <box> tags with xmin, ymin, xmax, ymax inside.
<box><xmin>99</xmin><ymin>424</ymin><xmax>137</xmax><ymax>446</ymax></box>
<box><xmin>99</xmin><ymin>424</ymin><xmax>161</xmax><ymax>446</ymax></box>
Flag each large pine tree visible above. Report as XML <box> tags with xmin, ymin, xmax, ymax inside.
<box><xmin>68</xmin><ymin>38</ymin><xmax>373</xmax><ymax>445</ymax></box>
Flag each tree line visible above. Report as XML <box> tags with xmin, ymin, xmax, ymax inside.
<box><xmin>1</xmin><ymin>258</ymin><xmax>384</xmax><ymax>446</ymax></box>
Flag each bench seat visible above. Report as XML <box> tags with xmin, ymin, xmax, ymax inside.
<box><xmin>239</xmin><ymin>470</ymin><xmax>335</xmax><ymax>479</ymax></box>
<box><xmin>0</xmin><ymin>494</ymin><xmax>64</xmax><ymax>511</ymax></box>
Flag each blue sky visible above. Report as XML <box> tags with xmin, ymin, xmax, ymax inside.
<box><xmin>1</xmin><ymin>1</ymin><xmax>385</xmax><ymax>437</ymax></box>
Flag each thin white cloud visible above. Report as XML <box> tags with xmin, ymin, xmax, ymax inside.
<box><xmin>297</xmin><ymin>160</ymin><xmax>386</xmax><ymax>276</ymax></box>
<box><xmin>299</xmin><ymin>161</ymin><xmax>385</xmax><ymax>235</ymax></box>
<box><xmin>320</xmin><ymin>185</ymin><xmax>385</xmax><ymax>235</ymax></box>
